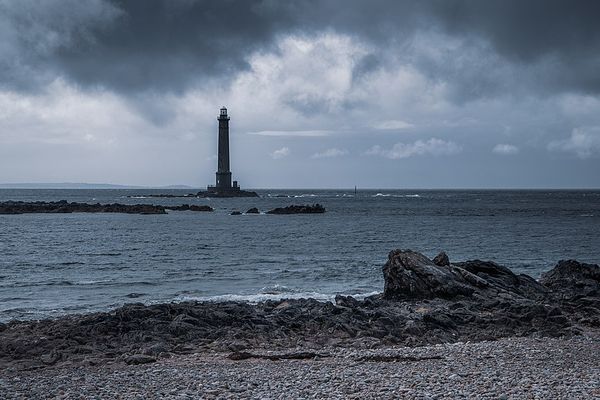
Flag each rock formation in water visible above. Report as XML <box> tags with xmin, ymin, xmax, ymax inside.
<box><xmin>164</xmin><ymin>204</ymin><xmax>213</xmax><ymax>212</ymax></box>
<box><xmin>266</xmin><ymin>204</ymin><xmax>326</xmax><ymax>214</ymax></box>
<box><xmin>0</xmin><ymin>201</ymin><xmax>213</xmax><ymax>214</ymax></box>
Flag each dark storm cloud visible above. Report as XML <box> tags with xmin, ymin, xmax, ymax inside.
<box><xmin>1</xmin><ymin>0</ymin><xmax>600</xmax><ymax>96</ymax></box>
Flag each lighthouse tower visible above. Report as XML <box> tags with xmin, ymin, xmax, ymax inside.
<box><xmin>208</xmin><ymin>106</ymin><xmax>241</xmax><ymax>194</ymax></box>
<box><xmin>215</xmin><ymin>107</ymin><xmax>232</xmax><ymax>189</ymax></box>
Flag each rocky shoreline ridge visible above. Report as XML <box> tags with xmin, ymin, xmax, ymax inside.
<box><xmin>0</xmin><ymin>200</ymin><xmax>213</xmax><ymax>214</ymax></box>
<box><xmin>0</xmin><ymin>250</ymin><xmax>598</xmax><ymax>372</ymax></box>
<box><xmin>231</xmin><ymin>204</ymin><xmax>326</xmax><ymax>215</ymax></box>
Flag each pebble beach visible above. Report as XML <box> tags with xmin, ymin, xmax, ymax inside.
<box><xmin>2</xmin><ymin>333</ymin><xmax>598</xmax><ymax>399</ymax></box>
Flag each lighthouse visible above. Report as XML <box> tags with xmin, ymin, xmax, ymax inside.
<box><xmin>206</xmin><ymin>107</ymin><xmax>256</xmax><ymax>196</ymax></box>
<box><xmin>215</xmin><ymin>106</ymin><xmax>233</xmax><ymax>190</ymax></box>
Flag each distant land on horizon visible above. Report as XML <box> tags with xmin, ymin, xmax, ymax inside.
<box><xmin>0</xmin><ymin>183</ymin><xmax>598</xmax><ymax>191</ymax></box>
<box><xmin>0</xmin><ymin>183</ymin><xmax>194</xmax><ymax>190</ymax></box>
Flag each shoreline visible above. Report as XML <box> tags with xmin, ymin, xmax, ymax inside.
<box><xmin>2</xmin><ymin>333</ymin><xmax>599</xmax><ymax>398</ymax></box>
<box><xmin>1</xmin><ymin>250</ymin><xmax>598</xmax><ymax>371</ymax></box>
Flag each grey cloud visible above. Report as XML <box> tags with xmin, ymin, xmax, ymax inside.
<box><xmin>1</xmin><ymin>0</ymin><xmax>600</xmax><ymax>98</ymax></box>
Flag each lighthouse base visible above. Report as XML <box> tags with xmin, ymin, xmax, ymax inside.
<box><xmin>200</xmin><ymin>186</ymin><xmax>259</xmax><ymax>198</ymax></box>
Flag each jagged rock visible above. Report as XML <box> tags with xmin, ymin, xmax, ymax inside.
<box><xmin>383</xmin><ymin>250</ymin><xmax>548</xmax><ymax>302</ymax></box>
<box><xmin>245</xmin><ymin>207</ymin><xmax>260</xmax><ymax>214</ymax></box>
<box><xmin>165</xmin><ymin>204</ymin><xmax>213</xmax><ymax>212</ymax></box>
<box><xmin>433</xmin><ymin>252</ymin><xmax>450</xmax><ymax>266</ymax></box>
<box><xmin>382</xmin><ymin>250</ymin><xmax>474</xmax><ymax>300</ymax></box>
<box><xmin>266</xmin><ymin>204</ymin><xmax>325</xmax><ymax>214</ymax></box>
<box><xmin>454</xmin><ymin>260</ymin><xmax>547</xmax><ymax>300</ymax></box>
<box><xmin>541</xmin><ymin>260</ymin><xmax>600</xmax><ymax>300</ymax></box>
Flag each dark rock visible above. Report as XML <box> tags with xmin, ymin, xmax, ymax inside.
<box><xmin>245</xmin><ymin>207</ymin><xmax>260</xmax><ymax>214</ymax></box>
<box><xmin>0</xmin><ymin>201</ymin><xmax>166</xmax><ymax>215</ymax></box>
<box><xmin>433</xmin><ymin>252</ymin><xmax>450</xmax><ymax>266</ymax></box>
<box><xmin>165</xmin><ymin>204</ymin><xmax>213</xmax><ymax>212</ymax></box>
<box><xmin>454</xmin><ymin>260</ymin><xmax>548</xmax><ymax>300</ymax></box>
<box><xmin>0</xmin><ymin>201</ymin><xmax>216</xmax><ymax>214</ymax></box>
<box><xmin>266</xmin><ymin>204</ymin><xmax>325</xmax><ymax>214</ymax></box>
<box><xmin>382</xmin><ymin>250</ymin><xmax>474</xmax><ymax>300</ymax></box>
<box><xmin>230</xmin><ymin>211</ymin><xmax>242</xmax><ymax>215</ymax></box>
<box><xmin>541</xmin><ymin>259</ymin><xmax>600</xmax><ymax>300</ymax></box>
<box><xmin>382</xmin><ymin>250</ymin><xmax>549</xmax><ymax>302</ymax></box>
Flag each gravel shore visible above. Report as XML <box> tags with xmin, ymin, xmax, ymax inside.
<box><xmin>2</xmin><ymin>332</ymin><xmax>598</xmax><ymax>399</ymax></box>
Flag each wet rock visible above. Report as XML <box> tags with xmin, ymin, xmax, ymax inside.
<box><xmin>382</xmin><ymin>250</ymin><xmax>474</xmax><ymax>300</ymax></box>
<box><xmin>0</xmin><ymin>201</ymin><xmax>166</xmax><ymax>214</ymax></box>
<box><xmin>165</xmin><ymin>204</ymin><xmax>213</xmax><ymax>212</ymax></box>
<box><xmin>245</xmin><ymin>207</ymin><xmax>260</xmax><ymax>214</ymax></box>
<box><xmin>433</xmin><ymin>252</ymin><xmax>450</xmax><ymax>266</ymax></box>
<box><xmin>383</xmin><ymin>250</ymin><xmax>548</xmax><ymax>302</ymax></box>
<box><xmin>230</xmin><ymin>211</ymin><xmax>242</xmax><ymax>215</ymax></box>
<box><xmin>540</xmin><ymin>259</ymin><xmax>600</xmax><ymax>300</ymax></box>
<box><xmin>0</xmin><ymin>201</ymin><xmax>215</xmax><ymax>214</ymax></box>
<box><xmin>266</xmin><ymin>204</ymin><xmax>325</xmax><ymax>214</ymax></box>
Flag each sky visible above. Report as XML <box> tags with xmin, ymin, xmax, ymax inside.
<box><xmin>1</xmin><ymin>0</ymin><xmax>600</xmax><ymax>188</ymax></box>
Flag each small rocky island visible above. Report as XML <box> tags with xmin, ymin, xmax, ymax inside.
<box><xmin>0</xmin><ymin>201</ymin><xmax>213</xmax><ymax>214</ymax></box>
<box><xmin>0</xmin><ymin>249</ymin><xmax>598</xmax><ymax>372</ymax></box>
<box><xmin>230</xmin><ymin>204</ymin><xmax>326</xmax><ymax>215</ymax></box>
<box><xmin>266</xmin><ymin>204</ymin><xmax>325</xmax><ymax>214</ymax></box>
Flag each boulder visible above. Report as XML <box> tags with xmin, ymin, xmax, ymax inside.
<box><xmin>383</xmin><ymin>250</ymin><xmax>548</xmax><ymax>301</ymax></box>
<box><xmin>245</xmin><ymin>207</ymin><xmax>260</xmax><ymax>214</ymax></box>
<box><xmin>230</xmin><ymin>211</ymin><xmax>242</xmax><ymax>215</ymax></box>
<box><xmin>382</xmin><ymin>250</ymin><xmax>474</xmax><ymax>300</ymax></box>
<box><xmin>541</xmin><ymin>259</ymin><xmax>600</xmax><ymax>300</ymax></box>
<box><xmin>433</xmin><ymin>251</ymin><xmax>450</xmax><ymax>266</ymax></box>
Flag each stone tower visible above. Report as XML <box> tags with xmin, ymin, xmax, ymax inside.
<box><xmin>215</xmin><ymin>106</ymin><xmax>232</xmax><ymax>189</ymax></box>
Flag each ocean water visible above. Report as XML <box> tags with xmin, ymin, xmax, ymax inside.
<box><xmin>0</xmin><ymin>189</ymin><xmax>599</xmax><ymax>322</ymax></box>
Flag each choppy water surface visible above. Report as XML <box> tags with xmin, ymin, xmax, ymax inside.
<box><xmin>1</xmin><ymin>189</ymin><xmax>599</xmax><ymax>321</ymax></box>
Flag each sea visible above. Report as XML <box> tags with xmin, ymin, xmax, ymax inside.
<box><xmin>0</xmin><ymin>189</ymin><xmax>599</xmax><ymax>322</ymax></box>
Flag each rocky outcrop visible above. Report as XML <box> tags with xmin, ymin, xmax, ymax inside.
<box><xmin>266</xmin><ymin>204</ymin><xmax>325</xmax><ymax>214</ymax></box>
<box><xmin>0</xmin><ymin>201</ymin><xmax>214</xmax><ymax>214</ymax></box>
<box><xmin>540</xmin><ymin>259</ymin><xmax>600</xmax><ymax>327</ymax></box>
<box><xmin>0</xmin><ymin>201</ymin><xmax>166</xmax><ymax>215</ymax></box>
<box><xmin>433</xmin><ymin>251</ymin><xmax>450</xmax><ymax>266</ymax></box>
<box><xmin>164</xmin><ymin>204</ymin><xmax>213</xmax><ymax>212</ymax></box>
<box><xmin>246</xmin><ymin>207</ymin><xmax>260</xmax><ymax>214</ymax></box>
<box><xmin>382</xmin><ymin>250</ymin><xmax>547</xmax><ymax>301</ymax></box>
<box><xmin>540</xmin><ymin>259</ymin><xmax>600</xmax><ymax>300</ymax></box>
